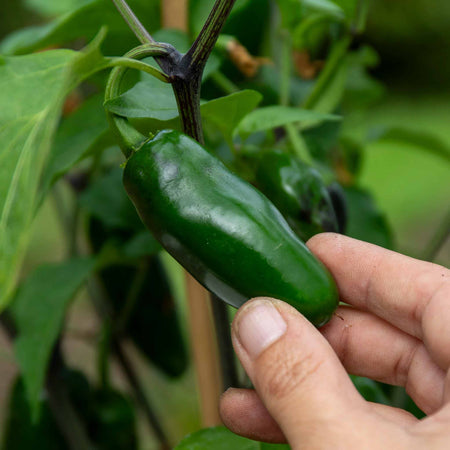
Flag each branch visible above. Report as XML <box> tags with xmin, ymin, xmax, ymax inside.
<box><xmin>111</xmin><ymin>0</ymin><xmax>154</xmax><ymax>44</ymax></box>
<box><xmin>185</xmin><ymin>0</ymin><xmax>237</xmax><ymax>73</ymax></box>
<box><xmin>113</xmin><ymin>340</ymin><xmax>171</xmax><ymax>450</ymax></box>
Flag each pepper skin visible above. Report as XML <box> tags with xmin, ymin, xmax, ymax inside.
<box><xmin>254</xmin><ymin>149</ymin><xmax>339</xmax><ymax>241</ymax></box>
<box><xmin>123</xmin><ymin>130</ymin><xmax>338</xmax><ymax>327</ymax></box>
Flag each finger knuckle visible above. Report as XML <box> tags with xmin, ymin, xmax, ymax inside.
<box><xmin>261</xmin><ymin>349</ymin><xmax>323</xmax><ymax>400</ymax></box>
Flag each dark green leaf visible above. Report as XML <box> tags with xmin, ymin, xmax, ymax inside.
<box><xmin>303</xmin><ymin>120</ymin><xmax>341</xmax><ymax>161</ymax></box>
<box><xmin>2</xmin><ymin>377</ymin><xmax>65</xmax><ymax>450</ymax></box>
<box><xmin>237</xmin><ymin>105</ymin><xmax>340</xmax><ymax>138</ymax></box>
<box><xmin>80</xmin><ymin>168</ymin><xmax>143</xmax><ymax>231</ymax></box>
<box><xmin>98</xmin><ymin>256</ymin><xmax>188</xmax><ymax>377</ymax></box>
<box><xmin>40</xmin><ymin>93</ymin><xmax>111</xmax><ymax>198</ymax></box>
<box><xmin>0</xmin><ymin>30</ymin><xmax>110</xmax><ymax>309</ymax></box>
<box><xmin>122</xmin><ymin>231</ymin><xmax>161</xmax><ymax>259</ymax></box>
<box><xmin>350</xmin><ymin>375</ymin><xmax>390</xmax><ymax>404</ymax></box>
<box><xmin>201</xmin><ymin>90</ymin><xmax>262</xmax><ymax>146</ymax></box>
<box><xmin>344</xmin><ymin>186</ymin><xmax>394</xmax><ymax>249</ymax></box>
<box><xmin>175</xmin><ymin>426</ymin><xmax>290</xmax><ymax>449</ymax></box>
<box><xmin>10</xmin><ymin>258</ymin><xmax>95</xmax><ymax>417</ymax></box>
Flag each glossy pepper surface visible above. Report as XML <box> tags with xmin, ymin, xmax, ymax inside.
<box><xmin>254</xmin><ymin>149</ymin><xmax>339</xmax><ymax>241</ymax></box>
<box><xmin>123</xmin><ymin>130</ymin><xmax>338</xmax><ymax>327</ymax></box>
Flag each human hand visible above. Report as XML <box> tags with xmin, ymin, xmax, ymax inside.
<box><xmin>220</xmin><ymin>233</ymin><xmax>450</xmax><ymax>449</ymax></box>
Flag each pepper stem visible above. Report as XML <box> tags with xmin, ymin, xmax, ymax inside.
<box><xmin>104</xmin><ymin>43</ymin><xmax>179</xmax><ymax>156</ymax></box>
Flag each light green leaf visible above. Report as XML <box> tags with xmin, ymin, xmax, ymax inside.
<box><xmin>0</xmin><ymin>0</ymin><xmax>160</xmax><ymax>56</ymax></box>
<box><xmin>175</xmin><ymin>426</ymin><xmax>290</xmax><ymax>449</ymax></box>
<box><xmin>25</xmin><ymin>0</ymin><xmax>92</xmax><ymax>17</ymax></box>
<box><xmin>105</xmin><ymin>79</ymin><xmax>178</xmax><ymax>121</ymax></box>
<box><xmin>0</xmin><ymin>31</ymin><xmax>109</xmax><ymax>309</ymax></box>
<box><xmin>302</xmin><ymin>0</ymin><xmax>345</xmax><ymax>19</ymax></box>
<box><xmin>237</xmin><ymin>105</ymin><xmax>340</xmax><ymax>138</ymax></box>
<box><xmin>201</xmin><ymin>90</ymin><xmax>262</xmax><ymax>147</ymax></box>
<box><xmin>105</xmin><ymin>86</ymin><xmax>262</xmax><ymax>146</ymax></box>
<box><xmin>10</xmin><ymin>258</ymin><xmax>95</xmax><ymax>417</ymax></box>
<box><xmin>40</xmin><ymin>93</ymin><xmax>111</xmax><ymax>198</ymax></box>
<box><xmin>328</xmin><ymin>0</ymin><xmax>357</xmax><ymax>18</ymax></box>
<box><xmin>372</xmin><ymin>127</ymin><xmax>450</xmax><ymax>164</ymax></box>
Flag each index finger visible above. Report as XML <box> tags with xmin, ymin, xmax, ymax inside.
<box><xmin>307</xmin><ymin>233</ymin><xmax>450</xmax><ymax>341</ymax></box>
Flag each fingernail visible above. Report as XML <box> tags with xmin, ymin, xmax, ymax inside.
<box><xmin>235</xmin><ymin>300</ymin><xmax>287</xmax><ymax>359</ymax></box>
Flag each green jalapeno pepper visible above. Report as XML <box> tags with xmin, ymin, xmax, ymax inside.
<box><xmin>123</xmin><ymin>130</ymin><xmax>338</xmax><ymax>327</ymax></box>
<box><xmin>253</xmin><ymin>149</ymin><xmax>340</xmax><ymax>241</ymax></box>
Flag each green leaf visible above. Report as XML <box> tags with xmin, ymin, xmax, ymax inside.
<box><xmin>105</xmin><ymin>86</ymin><xmax>262</xmax><ymax>144</ymax></box>
<box><xmin>201</xmin><ymin>90</ymin><xmax>262</xmax><ymax>147</ymax></box>
<box><xmin>2</xmin><ymin>377</ymin><xmax>65</xmax><ymax>449</ymax></box>
<box><xmin>79</xmin><ymin>168</ymin><xmax>143</xmax><ymax>231</ymax></box>
<box><xmin>328</xmin><ymin>0</ymin><xmax>357</xmax><ymax>18</ymax></box>
<box><xmin>9</xmin><ymin>258</ymin><xmax>95</xmax><ymax>417</ymax></box>
<box><xmin>25</xmin><ymin>0</ymin><xmax>92</xmax><ymax>17</ymax></box>
<box><xmin>302</xmin><ymin>0</ymin><xmax>345</xmax><ymax>19</ymax></box>
<box><xmin>122</xmin><ymin>232</ymin><xmax>161</xmax><ymax>259</ymax></box>
<box><xmin>350</xmin><ymin>375</ymin><xmax>390</xmax><ymax>404</ymax></box>
<box><xmin>372</xmin><ymin>127</ymin><xmax>450</xmax><ymax>164</ymax></box>
<box><xmin>237</xmin><ymin>105</ymin><xmax>340</xmax><ymax>138</ymax></box>
<box><xmin>175</xmin><ymin>426</ymin><xmax>290</xmax><ymax>449</ymax></box>
<box><xmin>0</xmin><ymin>31</ymin><xmax>109</xmax><ymax>309</ymax></box>
<box><xmin>40</xmin><ymin>93</ymin><xmax>111</xmax><ymax>198</ymax></box>
<box><xmin>0</xmin><ymin>0</ymin><xmax>160</xmax><ymax>56</ymax></box>
<box><xmin>344</xmin><ymin>186</ymin><xmax>394</xmax><ymax>249</ymax></box>
<box><xmin>105</xmin><ymin>79</ymin><xmax>178</xmax><ymax>121</ymax></box>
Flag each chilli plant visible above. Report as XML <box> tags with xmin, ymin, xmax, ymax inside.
<box><xmin>0</xmin><ymin>0</ymin><xmax>448</xmax><ymax>449</ymax></box>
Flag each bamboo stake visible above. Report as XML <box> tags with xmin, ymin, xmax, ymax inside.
<box><xmin>162</xmin><ymin>0</ymin><xmax>188</xmax><ymax>30</ymax></box>
<box><xmin>184</xmin><ymin>273</ymin><xmax>222</xmax><ymax>426</ymax></box>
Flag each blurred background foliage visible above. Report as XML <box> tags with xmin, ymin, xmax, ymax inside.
<box><xmin>0</xmin><ymin>0</ymin><xmax>449</xmax><ymax>448</ymax></box>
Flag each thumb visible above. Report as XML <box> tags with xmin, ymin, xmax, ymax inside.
<box><xmin>231</xmin><ymin>298</ymin><xmax>365</xmax><ymax>447</ymax></box>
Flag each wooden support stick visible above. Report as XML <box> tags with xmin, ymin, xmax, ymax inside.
<box><xmin>184</xmin><ymin>273</ymin><xmax>222</xmax><ymax>427</ymax></box>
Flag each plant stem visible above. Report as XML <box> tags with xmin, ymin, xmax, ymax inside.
<box><xmin>115</xmin><ymin>259</ymin><xmax>149</xmax><ymax>334</ymax></box>
<box><xmin>285</xmin><ymin>123</ymin><xmax>313</xmax><ymax>165</ymax></box>
<box><xmin>111</xmin><ymin>0</ymin><xmax>154</xmax><ymax>44</ymax></box>
<box><xmin>210</xmin><ymin>295</ymin><xmax>239</xmax><ymax>390</ymax></box>
<box><xmin>279</xmin><ymin>28</ymin><xmax>314</xmax><ymax>164</ymax></box>
<box><xmin>422</xmin><ymin>209</ymin><xmax>450</xmax><ymax>262</ymax></box>
<box><xmin>186</xmin><ymin>0</ymin><xmax>237</xmax><ymax>72</ymax></box>
<box><xmin>113</xmin><ymin>340</ymin><xmax>171</xmax><ymax>450</ymax></box>
<box><xmin>87</xmin><ymin>279</ymin><xmax>171</xmax><ymax>447</ymax></box>
<box><xmin>172</xmin><ymin>76</ymin><xmax>204</xmax><ymax>143</ymax></box>
<box><xmin>211</xmin><ymin>71</ymin><xmax>239</xmax><ymax>94</ymax></box>
<box><xmin>104</xmin><ymin>44</ymin><xmax>180</xmax><ymax>155</ymax></box>
<box><xmin>56</xmin><ymin>170</ymin><xmax>170</xmax><ymax>448</ymax></box>
<box><xmin>353</xmin><ymin>0</ymin><xmax>371</xmax><ymax>34</ymax></box>
<box><xmin>279</xmin><ymin>29</ymin><xmax>291</xmax><ymax>107</ymax></box>
<box><xmin>302</xmin><ymin>35</ymin><xmax>351</xmax><ymax>111</ymax></box>
<box><xmin>46</xmin><ymin>348</ymin><xmax>98</xmax><ymax>450</ymax></box>
<box><xmin>170</xmin><ymin>0</ymin><xmax>241</xmax><ymax>395</ymax></box>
